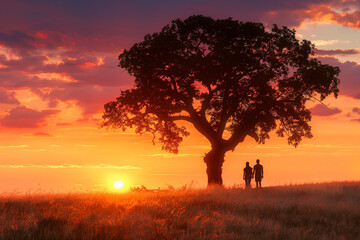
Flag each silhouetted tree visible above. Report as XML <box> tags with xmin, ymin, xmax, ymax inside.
<box><xmin>103</xmin><ymin>15</ymin><xmax>340</xmax><ymax>185</ymax></box>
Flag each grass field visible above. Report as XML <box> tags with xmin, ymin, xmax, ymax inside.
<box><xmin>0</xmin><ymin>182</ymin><xmax>359</xmax><ymax>240</ymax></box>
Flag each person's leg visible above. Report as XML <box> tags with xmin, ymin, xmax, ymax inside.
<box><xmin>259</xmin><ymin>180</ymin><xmax>261</xmax><ymax>188</ymax></box>
<box><xmin>256</xmin><ymin>181</ymin><xmax>258</xmax><ymax>187</ymax></box>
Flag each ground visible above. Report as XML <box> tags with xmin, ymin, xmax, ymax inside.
<box><xmin>0</xmin><ymin>182</ymin><xmax>359</xmax><ymax>239</ymax></box>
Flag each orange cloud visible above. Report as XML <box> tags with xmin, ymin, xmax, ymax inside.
<box><xmin>0</xmin><ymin>106</ymin><xmax>60</xmax><ymax>128</ymax></box>
<box><xmin>302</xmin><ymin>3</ymin><xmax>360</xmax><ymax>29</ymax></box>
<box><xmin>97</xmin><ymin>57</ymin><xmax>104</xmax><ymax>66</ymax></box>
<box><xmin>33</xmin><ymin>32</ymin><xmax>48</xmax><ymax>39</ymax></box>
<box><xmin>31</xmin><ymin>72</ymin><xmax>77</xmax><ymax>83</ymax></box>
<box><xmin>77</xmin><ymin>61</ymin><xmax>97</xmax><ymax>68</ymax></box>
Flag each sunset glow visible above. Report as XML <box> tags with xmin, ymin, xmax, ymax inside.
<box><xmin>0</xmin><ymin>0</ymin><xmax>360</xmax><ymax>193</ymax></box>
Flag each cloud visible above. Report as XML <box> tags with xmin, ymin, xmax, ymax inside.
<box><xmin>353</xmin><ymin>107</ymin><xmax>360</xmax><ymax>114</ymax></box>
<box><xmin>351</xmin><ymin>107</ymin><xmax>360</xmax><ymax>121</ymax></box>
<box><xmin>315</xmin><ymin>48</ymin><xmax>360</xmax><ymax>56</ymax></box>
<box><xmin>309</xmin><ymin>104</ymin><xmax>342</xmax><ymax>116</ymax></box>
<box><xmin>31</xmin><ymin>85</ymin><xmax>123</xmax><ymax>115</ymax></box>
<box><xmin>0</xmin><ymin>106</ymin><xmax>60</xmax><ymax>128</ymax></box>
<box><xmin>317</xmin><ymin>57</ymin><xmax>360</xmax><ymax>99</ymax></box>
<box><xmin>1</xmin><ymin>0</ymin><xmax>357</xmax><ymax>57</ymax></box>
<box><xmin>312</xmin><ymin>40</ymin><xmax>339</xmax><ymax>47</ymax></box>
<box><xmin>76</xmin><ymin>144</ymin><xmax>97</xmax><ymax>147</ymax></box>
<box><xmin>0</xmin><ymin>164</ymin><xmax>140</xmax><ymax>169</ymax></box>
<box><xmin>32</xmin><ymin>132</ymin><xmax>55</xmax><ymax>137</ymax></box>
<box><xmin>0</xmin><ymin>90</ymin><xmax>20</xmax><ymax>104</ymax></box>
<box><xmin>0</xmin><ymin>144</ymin><xmax>28</xmax><ymax>148</ymax></box>
<box><xmin>1</xmin><ymin>0</ymin><xmax>360</xmax><ymax>125</ymax></box>
<box><xmin>331</xmin><ymin>9</ymin><xmax>360</xmax><ymax>29</ymax></box>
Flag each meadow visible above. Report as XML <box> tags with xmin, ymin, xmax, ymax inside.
<box><xmin>0</xmin><ymin>182</ymin><xmax>359</xmax><ymax>240</ymax></box>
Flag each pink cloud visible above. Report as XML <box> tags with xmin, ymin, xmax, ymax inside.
<box><xmin>0</xmin><ymin>106</ymin><xmax>59</xmax><ymax>128</ymax></box>
<box><xmin>315</xmin><ymin>48</ymin><xmax>360</xmax><ymax>56</ymax></box>
<box><xmin>309</xmin><ymin>104</ymin><xmax>342</xmax><ymax>116</ymax></box>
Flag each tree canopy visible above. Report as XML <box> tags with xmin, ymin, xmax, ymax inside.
<box><xmin>102</xmin><ymin>15</ymin><xmax>340</xmax><ymax>184</ymax></box>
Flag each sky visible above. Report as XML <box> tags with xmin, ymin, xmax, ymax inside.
<box><xmin>0</xmin><ymin>0</ymin><xmax>360</xmax><ymax>193</ymax></box>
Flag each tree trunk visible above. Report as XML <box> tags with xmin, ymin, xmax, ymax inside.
<box><xmin>204</xmin><ymin>148</ymin><xmax>226</xmax><ymax>185</ymax></box>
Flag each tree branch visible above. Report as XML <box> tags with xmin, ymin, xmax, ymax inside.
<box><xmin>200</xmin><ymin>83</ymin><xmax>214</xmax><ymax>116</ymax></box>
<box><xmin>217</xmin><ymin>80</ymin><xmax>231</xmax><ymax>137</ymax></box>
<box><xmin>167</xmin><ymin>115</ymin><xmax>192</xmax><ymax>122</ymax></box>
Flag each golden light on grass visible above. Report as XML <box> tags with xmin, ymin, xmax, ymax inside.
<box><xmin>113</xmin><ymin>180</ymin><xmax>124</xmax><ymax>189</ymax></box>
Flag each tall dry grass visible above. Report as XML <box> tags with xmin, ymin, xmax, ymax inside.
<box><xmin>0</xmin><ymin>182</ymin><xmax>359</xmax><ymax>239</ymax></box>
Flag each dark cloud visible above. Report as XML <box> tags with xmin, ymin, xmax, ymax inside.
<box><xmin>0</xmin><ymin>0</ymin><xmax>354</xmax><ymax>54</ymax></box>
<box><xmin>317</xmin><ymin>57</ymin><xmax>360</xmax><ymax>99</ymax></box>
<box><xmin>1</xmin><ymin>1</ymin><xmax>359</xmax><ymax>53</ymax></box>
<box><xmin>353</xmin><ymin>107</ymin><xmax>360</xmax><ymax>114</ymax></box>
<box><xmin>315</xmin><ymin>48</ymin><xmax>360</xmax><ymax>56</ymax></box>
<box><xmin>0</xmin><ymin>31</ymin><xmax>37</xmax><ymax>52</ymax></box>
<box><xmin>0</xmin><ymin>90</ymin><xmax>20</xmax><ymax>104</ymax></box>
<box><xmin>1</xmin><ymin>0</ymin><xmax>360</xmax><ymax>123</ymax></box>
<box><xmin>309</xmin><ymin>104</ymin><xmax>342</xmax><ymax>116</ymax></box>
<box><xmin>31</xmin><ymin>86</ymin><xmax>122</xmax><ymax>114</ymax></box>
<box><xmin>0</xmin><ymin>106</ymin><xmax>60</xmax><ymax>128</ymax></box>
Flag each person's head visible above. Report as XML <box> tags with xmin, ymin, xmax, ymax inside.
<box><xmin>256</xmin><ymin>159</ymin><xmax>260</xmax><ymax>164</ymax></box>
<box><xmin>246</xmin><ymin>161</ymin><xmax>249</xmax><ymax>167</ymax></box>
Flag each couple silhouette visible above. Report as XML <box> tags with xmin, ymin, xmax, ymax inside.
<box><xmin>243</xmin><ymin>159</ymin><xmax>263</xmax><ymax>188</ymax></box>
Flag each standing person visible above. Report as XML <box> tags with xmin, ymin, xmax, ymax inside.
<box><xmin>253</xmin><ymin>159</ymin><xmax>264</xmax><ymax>188</ymax></box>
<box><xmin>243</xmin><ymin>162</ymin><xmax>252</xmax><ymax>187</ymax></box>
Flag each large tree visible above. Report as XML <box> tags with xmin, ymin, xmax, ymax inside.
<box><xmin>102</xmin><ymin>15</ymin><xmax>340</xmax><ymax>185</ymax></box>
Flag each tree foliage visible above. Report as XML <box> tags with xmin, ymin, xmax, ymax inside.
<box><xmin>103</xmin><ymin>15</ymin><xmax>340</xmax><ymax>154</ymax></box>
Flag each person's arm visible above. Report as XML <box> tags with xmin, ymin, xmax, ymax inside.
<box><xmin>261</xmin><ymin>166</ymin><xmax>264</xmax><ymax>178</ymax></box>
<box><xmin>243</xmin><ymin>170</ymin><xmax>245</xmax><ymax>180</ymax></box>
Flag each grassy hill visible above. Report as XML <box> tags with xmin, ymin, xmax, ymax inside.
<box><xmin>0</xmin><ymin>182</ymin><xmax>359</xmax><ymax>239</ymax></box>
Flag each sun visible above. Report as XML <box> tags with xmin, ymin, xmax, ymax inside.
<box><xmin>113</xmin><ymin>180</ymin><xmax>124</xmax><ymax>189</ymax></box>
